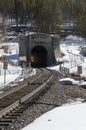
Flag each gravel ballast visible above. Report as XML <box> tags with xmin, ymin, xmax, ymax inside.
<box><xmin>6</xmin><ymin>70</ymin><xmax>86</xmax><ymax>130</ymax></box>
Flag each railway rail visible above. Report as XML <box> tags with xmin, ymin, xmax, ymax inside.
<box><xmin>0</xmin><ymin>68</ymin><xmax>53</xmax><ymax>129</ymax></box>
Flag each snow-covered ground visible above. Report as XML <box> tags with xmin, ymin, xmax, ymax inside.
<box><xmin>49</xmin><ymin>35</ymin><xmax>86</xmax><ymax>77</ymax></box>
<box><xmin>0</xmin><ymin>41</ymin><xmax>20</xmax><ymax>87</ymax></box>
<box><xmin>22</xmin><ymin>102</ymin><xmax>86</xmax><ymax>130</ymax></box>
<box><xmin>0</xmin><ymin>42</ymin><xmax>19</xmax><ymax>56</ymax></box>
<box><xmin>0</xmin><ymin>40</ymin><xmax>36</xmax><ymax>89</ymax></box>
<box><xmin>22</xmin><ymin>35</ymin><xmax>86</xmax><ymax>130</ymax></box>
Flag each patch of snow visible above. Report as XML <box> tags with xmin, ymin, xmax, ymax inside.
<box><xmin>78</xmin><ymin>81</ymin><xmax>86</xmax><ymax>86</ymax></box>
<box><xmin>0</xmin><ymin>75</ymin><xmax>19</xmax><ymax>89</ymax></box>
<box><xmin>0</xmin><ymin>91</ymin><xmax>3</xmax><ymax>94</ymax></box>
<box><xmin>22</xmin><ymin>103</ymin><xmax>86</xmax><ymax>130</ymax></box>
<box><xmin>59</xmin><ymin>77</ymin><xmax>79</xmax><ymax>84</ymax></box>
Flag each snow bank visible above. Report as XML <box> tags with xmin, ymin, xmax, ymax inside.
<box><xmin>22</xmin><ymin>103</ymin><xmax>86</xmax><ymax>130</ymax></box>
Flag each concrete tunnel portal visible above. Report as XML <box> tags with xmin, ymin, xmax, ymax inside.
<box><xmin>19</xmin><ymin>33</ymin><xmax>60</xmax><ymax>68</ymax></box>
<box><xmin>31</xmin><ymin>46</ymin><xmax>47</xmax><ymax>68</ymax></box>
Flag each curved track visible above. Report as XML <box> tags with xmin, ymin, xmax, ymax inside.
<box><xmin>0</xmin><ymin>68</ymin><xmax>53</xmax><ymax>129</ymax></box>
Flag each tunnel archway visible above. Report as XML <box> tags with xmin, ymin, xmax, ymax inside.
<box><xmin>31</xmin><ymin>46</ymin><xmax>47</xmax><ymax>67</ymax></box>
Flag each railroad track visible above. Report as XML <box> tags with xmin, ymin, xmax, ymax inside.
<box><xmin>0</xmin><ymin>68</ymin><xmax>53</xmax><ymax>129</ymax></box>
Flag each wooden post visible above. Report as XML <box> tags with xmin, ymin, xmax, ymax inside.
<box><xmin>3</xmin><ymin>62</ymin><xmax>8</xmax><ymax>84</ymax></box>
<box><xmin>4</xmin><ymin>69</ymin><xmax>6</xmax><ymax>84</ymax></box>
<box><xmin>77</xmin><ymin>66</ymin><xmax>82</xmax><ymax>84</ymax></box>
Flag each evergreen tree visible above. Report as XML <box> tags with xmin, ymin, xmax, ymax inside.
<box><xmin>0</xmin><ymin>0</ymin><xmax>86</xmax><ymax>35</ymax></box>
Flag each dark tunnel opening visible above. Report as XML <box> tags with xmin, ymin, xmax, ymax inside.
<box><xmin>31</xmin><ymin>46</ymin><xmax>47</xmax><ymax>68</ymax></box>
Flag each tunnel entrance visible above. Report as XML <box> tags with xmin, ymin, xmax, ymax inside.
<box><xmin>31</xmin><ymin>46</ymin><xmax>47</xmax><ymax>68</ymax></box>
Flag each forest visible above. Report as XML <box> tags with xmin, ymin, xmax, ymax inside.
<box><xmin>0</xmin><ymin>0</ymin><xmax>86</xmax><ymax>37</ymax></box>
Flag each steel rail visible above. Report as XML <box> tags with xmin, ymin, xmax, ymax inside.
<box><xmin>0</xmin><ymin>69</ymin><xmax>43</xmax><ymax>99</ymax></box>
<box><xmin>0</xmin><ymin>69</ymin><xmax>53</xmax><ymax>119</ymax></box>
